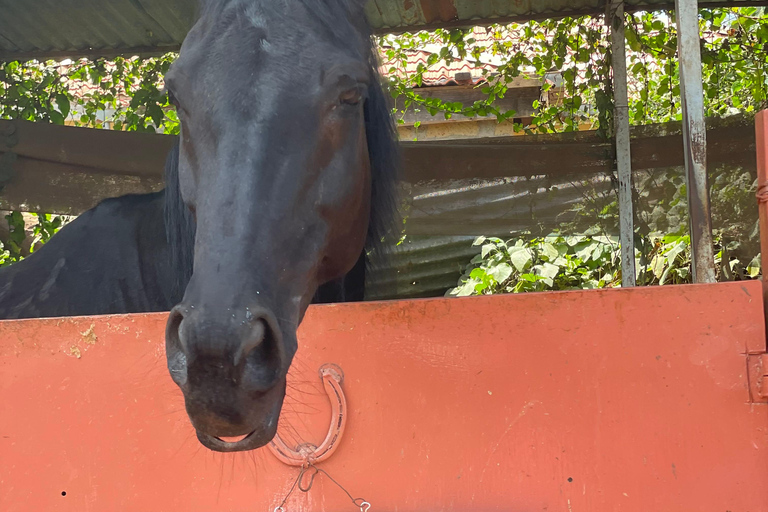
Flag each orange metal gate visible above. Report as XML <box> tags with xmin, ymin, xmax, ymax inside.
<box><xmin>1</xmin><ymin>281</ymin><xmax>767</xmax><ymax>511</ymax></box>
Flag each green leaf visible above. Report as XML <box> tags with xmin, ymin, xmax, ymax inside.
<box><xmin>566</xmin><ymin>236</ymin><xmax>582</xmax><ymax>247</ymax></box>
<box><xmin>147</xmin><ymin>103</ymin><xmax>165</xmax><ymax>128</ymax></box>
<box><xmin>542</xmin><ymin>242</ymin><xmax>559</xmax><ymax>261</ymax></box>
<box><xmin>488</xmin><ymin>263</ymin><xmax>513</xmax><ymax>283</ymax></box>
<box><xmin>659</xmin><ymin>265</ymin><xmax>672</xmax><ymax>285</ymax></box>
<box><xmin>469</xmin><ymin>267</ymin><xmax>488</xmax><ymax>280</ymax></box>
<box><xmin>508</xmin><ymin>248</ymin><xmax>533</xmax><ymax>272</ymax></box>
<box><xmin>452</xmin><ymin>280</ymin><xmax>479</xmax><ymax>297</ymax></box>
<box><xmin>576</xmin><ymin>241</ymin><xmax>599</xmax><ymax>262</ymax></box>
<box><xmin>49</xmin><ymin>110</ymin><xmax>65</xmax><ymax>125</ymax></box>
<box><xmin>538</xmin><ymin>262</ymin><xmax>560</xmax><ymax>280</ymax></box>
<box><xmin>55</xmin><ymin>93</ymin><xmax>70</xmax><ymax>118</ymax></box>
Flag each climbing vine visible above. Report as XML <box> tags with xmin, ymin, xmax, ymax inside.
<box><xmin>2</xmin><ymin>8</ymin><xmax>765</xmax><ymax>137</ymax></box>
<box><xmin>380</xmin><ymin>7</ymin><xmax>767</xmax><ymax>136</ymax></box>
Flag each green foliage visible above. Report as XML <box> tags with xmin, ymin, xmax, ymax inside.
<box><xmin>1</xmin><ymin>54</ymin><xmax>179</xmax><ymax>133</ymax></box>
<box><xmin>379</xmin><ymin>7</ymin><xmax>768</xmax><ymax>137</ymax></box>
<box><xmin>0</xmin><ymin>55</ymin><xmax>177</xmax><ymax>266</ymax></box>
<box><xmin>1</xmin><ymin>8</ymin><xmax>765</xmax><ymax>137</ymax></box>
<box><xmin>1</xmin><ymin>211</ymin><xmax>27</xmax><ymax>264</ymax></box>
<box><xmin>626</xmin><ymin>8</ymin><xmax>768</xmax><ymax>124</ymax></box>
<box><xmin>448</xmin><ymin>233</ymin><xmax>761</xmax><ymax>297</ymax></box>
<box><xmin>379</xmin><ymin>18</ymin><xmax>611</xmax><ymax>136</ymax></box>
<box><xmin>0</xmin><ymin>213</ymin><xmax>68</xmax><ymax>267</ymax></box>
<box><xmin>448</xmin><ymin>234</ymin><xmax>621</xmax><ymax>296</ymax></box>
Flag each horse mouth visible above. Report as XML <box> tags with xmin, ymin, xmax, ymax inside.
<box><xmin>196</xmin><ymin>429</ymin><xmax>272</xmax><ymax>452</ymax></box>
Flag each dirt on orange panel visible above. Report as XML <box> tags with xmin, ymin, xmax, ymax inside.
<box><xmin>80</xmin><ymin>324</ymin><xmax>97</xmax><ymax>345</ymax></box>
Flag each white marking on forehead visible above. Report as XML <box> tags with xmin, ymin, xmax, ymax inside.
<box><xmin>244</xmin><ymin>5</ymin><xmax>265</xmax><ymax>30</ymax></box>
<box><xmin>244</xmin><ymin>5</ymin><xmax>271</xmax><ymax>50</ymax></box>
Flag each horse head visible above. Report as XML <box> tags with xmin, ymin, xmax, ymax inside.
<box><xmin>162</xmin><ymin>0</ymin><xmax>398</xmax><ymax>452</ymax></box>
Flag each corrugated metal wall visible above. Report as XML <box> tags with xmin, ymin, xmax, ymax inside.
<box><xmin>367</xmin><ymin>173</ymin><xmax>616</xmax><ymax>299</ymax></box>
<box><xmin>367</xmin><ymin>117</ymin><xmax>759</xmax><ymax>300</ymax></box>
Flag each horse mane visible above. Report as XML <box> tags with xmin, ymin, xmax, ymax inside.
<box><xmin>163</xmin><ymin>142</ymin><xmax>196</xmax><ymax>300</ymax></box>
<box><xmin>164</xmin><ymin>0</ymin><xmax>400</xmax><ymax>296</ymax></box>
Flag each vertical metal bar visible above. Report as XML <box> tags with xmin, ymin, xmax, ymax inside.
<box><xmin>674</xmin><ymin>0</ymin><xmax>716</xmax><ymax>283</ymax></box>
<box><xmin>609</xmin><ymin>1</ymin><xmax>636</xmax><ymax>287</ymax></box>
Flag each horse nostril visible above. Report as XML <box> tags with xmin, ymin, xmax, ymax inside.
<box><xmin>237</xmin><ymin>310</ymin><xmax>285</xmax><ymax>389</ymax></box>
<box><xmin>165</xmin><ymin>306</ymin><xmax>189</xmax><ymax>386</ymax></box>
<box><xmin>233</xmin><ymin>319</ymin><xmax>266</xmax><ymax>367</ymax></box>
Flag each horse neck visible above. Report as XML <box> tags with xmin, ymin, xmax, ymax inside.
<box><xmin>0</xmin><ymin>192</ymin><xmax>181</xmax><ymax>319</ymax></box>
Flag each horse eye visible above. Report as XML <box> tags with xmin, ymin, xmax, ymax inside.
<box><xmin>339</xmin><ymin>88</ymin><xmax>363</xmax><ymax>106</ymax></box>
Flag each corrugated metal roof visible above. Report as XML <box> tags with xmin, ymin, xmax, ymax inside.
<box><xmin>1</xmin><ymin>0</ymin><xmax>764</xmax><ymax>61</ymax></box>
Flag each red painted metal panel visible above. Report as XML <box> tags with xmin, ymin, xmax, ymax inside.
<box><xmin>1</xmin><ymin>282</ymin><xmax>767</xmax><ymax>511</ymax></box>
<box><xmin>757</xmin><ymin>109</ymin><xmax>768</xmax><ymax>333</ymax></box>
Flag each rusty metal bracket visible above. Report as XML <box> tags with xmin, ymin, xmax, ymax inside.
<box><xmin>747</xmin><ymin>353</ymin><xmax>768</xmax><ymax>403</ymax></box>
<box><xmin>268</xmin><ymin>363</ymin><xmax>347</xmax><ymax>466</ymax></box>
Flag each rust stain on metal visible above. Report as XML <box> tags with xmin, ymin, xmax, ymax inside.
<box><xmin>747</xmin><ymin>353</ymin><xmax>768</xmax><ymax>403</ymax></box>
<box><xmin>399</xmin><ymin>0</ymin><xmax>421</xmax><ymax>25</ymax></box>
<box><xmin>419</xmin><ymin>0</ymin><xmax>458</xmax><ymax>23</ymax></box>
<box><xmin>756</xmin><ymin>110</ymin><xmax>768</xmax><ymax>335</ymax></box>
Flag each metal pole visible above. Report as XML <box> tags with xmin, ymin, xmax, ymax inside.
<box><xmin>609</xmin><ymin>1</ymin><xmax>636</xmax><ymax>287</ymax></box>
<box><xmin>674</xmin><ymin>0</ymin><xmax>716</xmax><ymax>283</ymax></box>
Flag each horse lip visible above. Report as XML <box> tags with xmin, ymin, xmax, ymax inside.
<box><xmin>196</xmin><ymin>429</ymin><xmax>274</xmax><ymax>452</ymax></box>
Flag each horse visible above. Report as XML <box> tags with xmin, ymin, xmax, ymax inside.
<box><xmin>1</xmin><ymin>0</ymin><xmax>400</xmax><ymax>453</ymax></box>
<box><xmin>0</xmin><ymin>145</ymin><xmax>367</xmax><ymax>319</ymax></box>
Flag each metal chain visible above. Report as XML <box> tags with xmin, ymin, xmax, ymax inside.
<box><xmin>273</xmin><ymin>462</ymin><xmax>370</xmax><ymax>512</ymax></box>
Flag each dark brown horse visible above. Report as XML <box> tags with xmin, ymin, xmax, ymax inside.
<box><xmin>0</xmin><ymin>0</ymin><xmax>399</xmax><ymax>453</ymax></box>
<box><xmin>162</xmin><ymin>0</ymin><xmax>399</xmax><ymax>452</ymax></box>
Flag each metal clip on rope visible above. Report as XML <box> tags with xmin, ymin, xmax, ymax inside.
<box><xmin>268</xmin><ymin>363</ymin><xmax>347</xmax><ymax>466</ymax></box>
